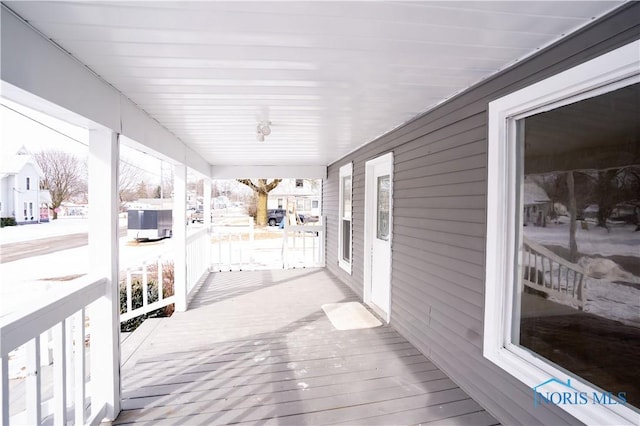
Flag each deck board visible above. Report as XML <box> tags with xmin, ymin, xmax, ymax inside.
<box><xmin>116</xmin><ymin>268</ymin><xmax>498</xmax><ymax>425</ymax></box>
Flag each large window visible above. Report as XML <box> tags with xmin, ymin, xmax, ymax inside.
<box><xmin>485</xmin><ymin>40</ymin><xmax>639</xmax><ymax>425</ymax></box>
<box><xmin>338</xmin><ymin>162</ymin><xmax>353</xmax><ymax>273</ymax></box>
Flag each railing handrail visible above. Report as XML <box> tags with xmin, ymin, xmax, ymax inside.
<box><xmin>186</xmin><ymin>225</ymin><xmax>210</xmax><ymax>244</ymax></box>
<box><xmin>522</xmin><ymin>236</ymin><xmax>584</xmax><ymax>273</ymax></box>
<box><xmin>0</xmin><ymin>276</ymin><xmax>106</xmax><ymax>357</ymax></box>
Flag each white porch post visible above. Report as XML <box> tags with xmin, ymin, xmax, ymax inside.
<box><xmin>88</xmin><ymin>129</ymin><xmax>121</xmax><ymax>420</ymax></box>
<box><xmin>203</xmin><ymin>179</ymin><xmax>212</xmax><ymax>228</ymax></box>
<box><xmin>203</xmin><ymin>179</ymin><xmax>212</xmax><ymax>273</ymax></box>
<box><xmin>173</xmin><ymin>164</ymin><xmax>188</xmax><ymax>312</ymax></box>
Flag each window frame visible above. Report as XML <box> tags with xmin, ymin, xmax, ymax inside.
<box><xmin>484</xmin><ymin>39</ymin><xmax>640</xmax><ymax>425</ymax></box>
<box><xmin>338</xmin><ymin>162</ymin><xmax>353</xmax><ymax>274</ymax></box>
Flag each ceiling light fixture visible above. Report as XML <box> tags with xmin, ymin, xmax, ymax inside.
<box><xmin>256</xmin><ymin>121</ymin><xmax>271</xmax><ymax>141</ymax></box>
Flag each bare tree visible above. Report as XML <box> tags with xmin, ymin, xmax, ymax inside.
<box><xmin>566</xmin><ymin>171</ymin><xmax>579</xmax><ymax>263</ymax></box>
<box><xmin>119</xmin><ymin>158</ymin><xmax>144</xmax><ymax>207</ymax></box>
<box><xmin>34</xmin><ymin>150</ymin><xmax>86</xmax><ymax>220</ymax></box>
<box><xmin>236</xmin><ymin>179</ymin><xmax>282</xmax><ymax>226</ymax></box>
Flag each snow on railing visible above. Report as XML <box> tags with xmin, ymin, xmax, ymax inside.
<box><xmin>120</xmin><ymin>256</ymin><xmax>175</xmax><ymax>323</ymax></box>
<box><xmin>1</xmin><ymin>276</ymin><xmax>108</xmax><ymax>425</ymax></box>
<box><xmin>522</xmin><ymin>236</ymin><xmax>585</xmax><ymax>309</ymax></box>
<box><xmin>186</xmin><ymin>226</ymin><xmax>211</xmax><ymax>301</ymax></box>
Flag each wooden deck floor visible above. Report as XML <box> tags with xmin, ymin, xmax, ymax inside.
<box><xmin>116</xmin><ymin>268</ymin><xmax>498</xmax><ymax>425</ymax></box>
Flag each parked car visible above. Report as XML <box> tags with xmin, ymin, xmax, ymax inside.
<box><xmin>190</xmin><ymin>209</ymin><xmax>204</xmax><ymax>223</ymax></box>
<box><xmin>267</xmin><ymin>209</ymin><xmax>307</xmax><ymax>226</ymax></box>
<box><xmin>267</xmin><ymin>208</ymin><xmax>286</xmax><ymax>226</ymax></box>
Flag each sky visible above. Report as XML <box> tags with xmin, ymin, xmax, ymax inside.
<box><xmin>0</xmin><ymin>98</ymin><xmax>168</xmax><ymax>185</ymax></box>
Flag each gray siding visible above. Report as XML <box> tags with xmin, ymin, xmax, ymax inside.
<box><xmin>324</xmin><ymin>4</ymin><xmax>640</xmax><ymax>425</ymax></box>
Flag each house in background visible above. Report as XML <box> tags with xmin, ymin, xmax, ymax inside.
<box><xmin>523</xmin><ymin>178</ymin><xmax>552</xmax><ymax>227</ymax></box>
<box><xmin>268</xmin><ymin>179</ymin><xmax>321</xmax><ymax>217</ymax></box>
<box><xmin>0</xmin><ymin>147</ymin><xmax>50</xmax><ymax>224</ymax></box>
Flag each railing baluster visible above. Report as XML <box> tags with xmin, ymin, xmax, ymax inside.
<box><xmin>65</xmin><ymin>318</ymin><xmax>74</xmax><ymax>413</ymax></box>
<box><xmin>142</xmin><ymin>262</ymin><xmax>149</xmax><ymax>308</ymax></box>
<box><xmin>228</xmin><ymin>233</ymin><xmax>232</xmax><ymax>270</ymax></box>
<box><xmin>312</xmin><ymin>231</ymin><xmax>317</xmax><ymax>264</ymax></box>
<box><xmin>217</xmin><ymin>231</ymin><xmax>222</xmax><ymax>271</ymax></box>
<box><xmin>126</xmin><ymin>271</ymin><xmax>133</xmax><ymax>313</ymax></box>
<box><xmin>1</xmin><ymin>355</ymin><xmax>8</xmax><ymax>426</ymax></box>
<box><xmin>249</xmin><ymin>218</ymin><xmax>255</xmax><ymax>270</ymax></box>
<box><xmin>41</xmin><ymin>329</ymin><xmax>53</xmax><ymax>368</ymax></box>
<box><xmin>577</xmin><ymin>276</ymin><xmax>585</xmax><ymax>310</ymax></box>
<box><xmin>26</xmin><ymin>337</ymin><xmax>42</xmax><ymax>425</ymax></box>
<box><xmin>527</xmin><ymin>247</ymin><xmax>532</xmax><ymax>282</ymax></box>
<box><xmin>158</xmin><ymin>257</ymin><xmax>164</xmax><ymax>301</ymax></box>
<box><xmin>302</xmin><ymin>229</ymin><xmax>307</xmax><ymax>263</ymax></box>
<box><xmin>74</xmin><ymin>310</ymin><xmax>86</xmax><ymax>425</ymax></box>
<box><xmin>53</xmin><ymin>321</ymin><xmax>67</xmax><ymax>426</ymax></box>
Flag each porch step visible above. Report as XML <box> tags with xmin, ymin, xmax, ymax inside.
<box><xmin>120</xmin><ymin>318</ymin><xmax>165</xmax><ymax>370</ymax></box>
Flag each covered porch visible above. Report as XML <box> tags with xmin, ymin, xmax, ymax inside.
<box><xmin>2</xmin><ymin>2</ymin><xmax>637</xmax><ymax>425</ymax></box>
<box><xmin>116</xmin><ymin>268</ymin><xmax>497</xmax><ymax>425</ymax></box>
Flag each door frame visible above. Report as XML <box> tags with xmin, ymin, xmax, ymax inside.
<box><xmin>363</xmin><ymin>151</ymin><xmax>394</xmax><ymax>323</ymax></box>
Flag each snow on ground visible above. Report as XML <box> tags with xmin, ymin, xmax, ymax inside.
<box><xmin>585</xmin><ymin>278</ymin><xmax>640</xmax><ymax>327</ymax></box>
<box><xmin>0</xmin><ymin>217</ymin><xmax>181</xmax><ymax>320</ymax></box>
<box><xmin>1</xmin><ymin>219</ymin><xmax>175</xmax><ymax>379</ymax></box>
<box><xmin>524</xmin><ymin>220</ymin><xmax>640</xmax><ymax>258</ymax></box>
<box><xmin>0</xmin><ymin>217</ymin><xmax>90</xmax><ymax>244</ymax></box>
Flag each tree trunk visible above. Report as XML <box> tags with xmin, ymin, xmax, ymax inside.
<box><xmin>52</xmin><ymin>208</ymin><xmax>58</xmax><ymax>220</ymax></box>
<box><xmin>256</xmin><ymin>191</ymin><xmax>268</xmax><ymax>226</ymax></box>
<box><xmin>567</xmin><ymin>171</ymin><xmax>578</xmax><ymax>263</ymax></box>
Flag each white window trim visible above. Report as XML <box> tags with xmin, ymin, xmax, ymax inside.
<box><xmin>338</xmin><ymin>162</ymin><xmax>353</xmax><ymax>274</ymax></box>
<box><xmin>484</xmin><ymin>39</ymin><xmax>640</xmax><ymax>426</ymax></box>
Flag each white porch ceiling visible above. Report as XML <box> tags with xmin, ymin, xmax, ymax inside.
<box><xmin>3</xmin><ymin>1</ymin><xmax>624</xmax><ymax>167</ymax></box>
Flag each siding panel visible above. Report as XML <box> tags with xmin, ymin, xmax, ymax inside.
<box><xmin>324</xmin><ymin>5</ymin><xmax>640</xmax><ymax>425</ymax></box>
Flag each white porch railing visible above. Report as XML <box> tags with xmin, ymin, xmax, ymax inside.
<box><xmin>1</xmin><ymin>276</ymin><xmax>109</xmax><ymax>425</ymax></box>
<box><xmin>120</xmin><ymin>256</ymin><xmax>175</xmax><ymax>323</ymax></box>
<box><xmin>212</xmin><ymin>218</ymin><xmax>255</xmax><ymax>271</ymax></box>
<box><xmin>522</xmin><ymin>236</ymin><xmax>586</xmax><ymax>309</ymax></box>
<box><xmin>282</xmin><ymin>218</ymin><xmax>326</xmax><ymax>268</ymax></box>
<box><xmin>211</xmin><ymin>217</ymin><xmax>326</xmax><ymax>271</ymax></box>
<box><xmin>186</xmin><ymin>226</ymin><xmax>212</xmax><ymax>302</ymax></box>
<box><xmin>120</xmin><ymin>226</ymin><xmax>212</xmax><ymax>323</ymax></box>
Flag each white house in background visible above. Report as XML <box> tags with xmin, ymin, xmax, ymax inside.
<box><xmin>523</xmin><ymin>177</ymin><xmax>552</xmax><ymax>227</ymax></box>
<box><xmin>268</xmin><ymin>179</ymin><xmax>321</xmax><ymax>216</ymax></box>
<box><xmin>0</xmin><ymin>147</ymin><xmax>51</xmax><ymax>224</ymax></box>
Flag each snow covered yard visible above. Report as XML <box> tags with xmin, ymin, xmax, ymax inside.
<box><xmin>524</xmin><ymin>220</ymin><xmax>639</xmax><ymax>258</ymax></box>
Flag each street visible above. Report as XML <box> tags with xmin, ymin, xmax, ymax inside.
<box><xmin>0</xmin><ymin>226</ymin><xmax>127</xmax><ymax>263</ymax></box>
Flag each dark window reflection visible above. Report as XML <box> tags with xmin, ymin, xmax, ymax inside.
<box><xmin>517</xmin><ymin>83</ymin><xmax>640</xmax><ymax>409</ymax></box>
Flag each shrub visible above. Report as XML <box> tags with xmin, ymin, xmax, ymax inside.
<box><xmin>245</xmin><ymin>197</ymin><xmax>257</xmax><ymax>219</ymax></box>
<box><xmin>120</xmin><ymin>262</ymin><xmax>175</xmax><ymax>332</ymax></box>
<box><xmin>1</xmin><ymin>217</ymin><xmax>17</xmax><ymax>227</ymax></box>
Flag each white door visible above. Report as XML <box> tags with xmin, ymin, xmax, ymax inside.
<box><xmin>364</xmin><ymin>153</ymin><xmax>393</xmax><ymax>321</ymax></box>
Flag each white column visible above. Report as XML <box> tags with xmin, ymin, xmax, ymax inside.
<box><xmin>173</xmin><ymin>164</ymin><xmax>188</xmax><ymax>312</ymax></box>
<box><xmin>88</xmin><ymin>129</ymin><xmax>120</xmax><ymax>420</ymax></box>
<box><xmin>203</xmin><ymin>179</ymin><xmax>212</xmax><ymax>273</ymax></box>
<box><xmin>203</xmin><ymin>179</ymin><xmax>212</xmax><ymax>228</ymax></box>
